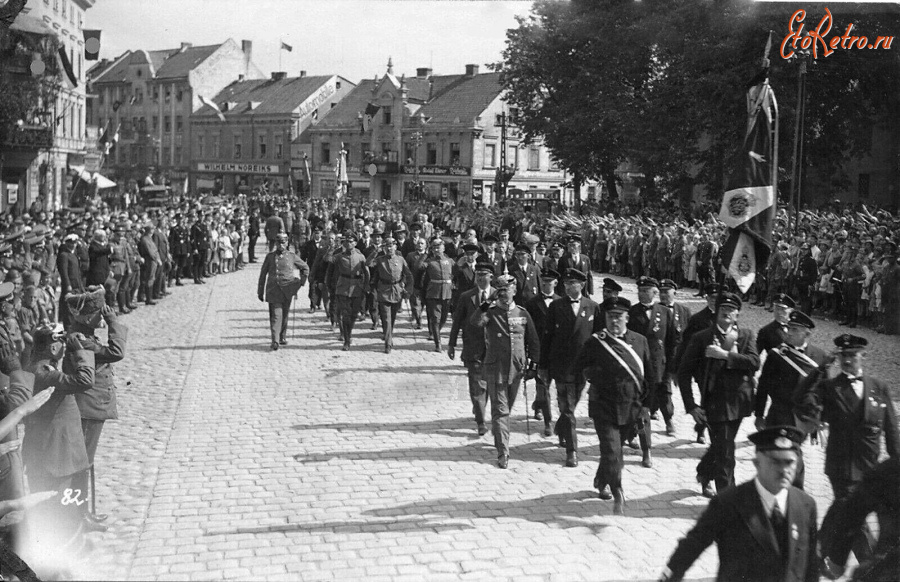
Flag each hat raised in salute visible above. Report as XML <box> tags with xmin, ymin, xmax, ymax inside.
<box><xmin>749</xmin><ymin>425</ymin><xmax>803</xmax><ymax>453</ymax></box>
<box><xmin>787</xmin><ymin>310</ymin><xmax>815</xmax><ymax>329</ymax></box>
<box><xmin>602</xmin><ymin>277</ymin><xmax>622</xmax><ymax>292</ymax></box>
<box><xmin>833</xmin><ymin>333</ymin><xmax>867</xmax><ymax>352</ymax></box>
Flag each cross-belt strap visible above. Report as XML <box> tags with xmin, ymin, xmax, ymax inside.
<box><xmin>773</xmin><ymin>344</ymin><xmax>818</xmax><ymax>378</ymax></box>
<box><xmin>592</xmin><ymin>331</ymin><xmax>644</xmax><ymax>387</ymax></box>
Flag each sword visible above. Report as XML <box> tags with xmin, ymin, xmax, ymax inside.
<box><xmin>523</xmin><ymin>376</ymin><xmax>531</xmax><ymax>441</ymax></box>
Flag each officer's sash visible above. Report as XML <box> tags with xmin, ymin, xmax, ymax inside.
<box><xmin>592</xmin><ymin>330</ymin><xmax>644</xmax><ymax>387</ymax></box>
<box><xmin>773</xmin><ymin>344</ymin><xmax>819</xmax><ymax>378</ymax></box>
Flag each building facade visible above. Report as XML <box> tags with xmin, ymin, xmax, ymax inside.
<box><xmin>192</xmin><ymin>72</ymin><xmax>354</xmax><ymax>196</ymax></box>
<box><xmin>306</xmin><ymin>61</ymin><xmax>575</xmax><ymax>206</ymax></box>
<box><xmin>86</xmin><ymin>38</ymin><xmax>261</xmax><ymax>196</ymax></box>
<box><xmin>1</xmin><ymin>0</ymin><xmax>95</xmax><ymax>213</ymax></box>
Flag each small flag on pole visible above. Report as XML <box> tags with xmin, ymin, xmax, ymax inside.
<box><xmin>199</xmin><ymin>95</ymin><xmax>226</xmax><ymax>122</ymax></box>
<box><xmin>280</xmin><ymin>41</ymin><xmax>293</xmax><ymax>52</ymax></box>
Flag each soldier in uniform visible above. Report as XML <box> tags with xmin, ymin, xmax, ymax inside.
<box><xmin>757</xmin><ymin>293</ymin><xmax>795</xmax><ymax>355</ymax></box>
<box><xmin>421</xmin><ymin>238</ymin><xmax>454</xmax><ymax>352</ymax></box>
<box><xmin>326</xmin><ymin>231</ymin><xmax>369</xmax><ymax>351</ymax></box>
<box><xmin>524</xmin><ymin>268</ymin><xmax>560</xmax><ymax>435</ymax></box>
<box><xmin>507</xmin><ymin>244</ymin><xmax>539</xmax><ymax>306</ymax></box>
<box><xmin>448</xmin><ymin>261</ymin><xmax>495</xmax><ymax>435</ymax></box>
<box><xmin>190</xmin><ymin>212</ymin><xmax>210</xmax><ymax>284</ymax></box>
<box><xmin>370</xmin><ymin>237</ymin><xmax>412</xmax><ymax>354</ymax></box>
<box><xmin>538</xmin><ymin>268</ymin><xmax>603</xmax><ymax>467</ymax></box>
<box><xmin>257</xmin><ymin>233</ymin><xmax>310</xmax><ymax>351</ymax></box>
<box><xmin>659</xmin><ymin>426</ymin><xmax>818</xmax><ymax>582</ymax></box>
<box><xmin>168</xmin><ymin>214</ymin><xmax>191</xmax><ymax>287</ymax></box>
<box><xmin>677</xmin><ymin>292</ymin><xmax>760</xmax><ymax>497</ymax></box>
<box><xmin>470</xmin><ymin>275</ymin><xmax>540</xmax><ymax>469</ymax></box>
<box><xmin>405</xmin><ymin>237</ymin><xmax>429</xmax><ymax>330</ymax></box>
<box><xmin>576</xmin><ymin>297</ymin><xmax>651</xmax><ymax>513</ymax></box>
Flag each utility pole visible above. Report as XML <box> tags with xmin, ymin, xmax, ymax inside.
<box><xmin>495</xmin><ymin>111</ymin><xmax>514</xmax><ymax>203</ymax></box>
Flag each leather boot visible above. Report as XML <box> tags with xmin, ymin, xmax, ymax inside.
<box><xmin>612</xmin><ymin>488</ymin><xmax>625</xmax><ymax>515</ymax></box>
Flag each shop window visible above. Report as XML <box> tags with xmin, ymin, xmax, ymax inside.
<box><xmin>451</xmin><ymin>143</ymin><xmax>461</xmax><ymax>166</ymax></box>
<box><xmin>321</xmin><ymin>143</ymin><xmax>330</xmax><ymax>164</ymax></box>
<box><xmin>426</xmin><ymin>143</ymin><xmax>437</xmax><ymax>165</ymax></box>
<box><xmin>484</xmin><ymin>144</ymin><xmax>496</xmax><ymax>168</ymax></box>
<box><xmin>258</xmin><ymin>134</ymin><xmax>267</xmax><ymax>158</ymax></box>
<box><xmin>234</xmin><ymin>138</ymin><xmax>242</xmax><ymax>159</ymax></box>
<box><xmin>528</xmin><ymin>146</ymin><xmax>540</xmax><ymax>171</ymax></box>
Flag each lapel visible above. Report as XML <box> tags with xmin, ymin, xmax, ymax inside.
<box><xmin>736</xmin><ymin>483</ymin><xmax>781</xmax><ymax>557</ymax></box>
<box><xmin>861</xmin><ymin>377</ymin><xmax>874</xmax><ymax>421</ymax></box>
<box><xmin>786</xmin><ymin>488</ymin><xmax>805</xmax><ymax>561</ymax></box>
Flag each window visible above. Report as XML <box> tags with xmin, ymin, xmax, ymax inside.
<box><xmin>426</xmin><ymin>143</ymin><xmax>437</xmax><ymax>165</ymax></box>
<box><xmin>164</xmin><ymin>116</ymin><xmax>171</xmax><ymax>133</ymax></box>
<box><xmin>858</xmin><ymin>173</ymin><xmax>870</xmax><ymax>199</ymax></box>
<box><xmin>134</xmin><ymin>89</ymin><xmax>143</xmax><ymax>103</ymax></box>
<box><xmin>336</xmin><ymin>81</ymin><xmax>341</xmax><ymax>90</ymax></box>
<box><xmin>175</xmin><ymin>146</ymin><xmax>183</xmax><ymax>164</ymax></box>
<box><xmin>528</xmin><ymin>146</ymin><xmax>540</xmax><ymax>171</ymax></box>
<box><xmin>98</xmin><ymin>90</ymin><xmax>104</xmax><ymax>105</ymax></box>
<box><xmin>165</xmin><ymin>86</ymin><xmax>171</xmax><ymax>101</ymax></box>
<box><xmin>321</xmin><ymin>143</ymin><xmax>330</xmax><ymax>164</ymax></box>
<box><xmin>152</xmin><ymin>116</ymin><xmax>158</xmax><ymax>131</ymax></box>
<box><xmin>234</xmin><ymin>137</ymin><xmax>242</xmax><ymax>159</ymax></box>
<box><xmin>383</xmin><ymin>108</ymin><xmax>392</xmax><ymax>125</ymax></box>
<box><xmin>212</xmin><ymin>135</ymin><xmax>220</xmax><ymax>157</ymax></box>
<box><xmin>70</xmin><ymin>5</ymin><xmax>74</xmax><ymax>23</ymax></box>
<box><xmin>549</xmin><ymin>156</ymin><xmax>560</xmax><ymax>171</ymax></box>
<box><xmin>131</xmin><ymin>117</ymin><xmax>137</xmax><ymax>132</ymax></box>
<box><xmin>258</xmin><ymin>134</ymin><xmax>267</xmax><ymax>158</ymax></box>
<box><xmin>507</xmin><ymin>146</ymin><xmax>517</xmax><ymax>168</ymax></box>
<box><xmin>484</xmin><ymin>143</ymin><xmax>496</xmax><ymax>168</ymax></box>
<box><xmin>275</xmin><ymin>139</ymin><xmax>283</xmax><ymax>159</ymax></box>
<box><xmin>451</xmin><ymin>143</ymin><xmax>461</xmax><ymax>166</ymax></box>
<box><xmin>175</xmin><ymin>116</ymin><xmax>183</xmax><ymax>132</ymax></box>
<box><xmin>197</xmin><ymin>135</ymin><xmax>204</xmax><ymax>158</ymax></box>
<box><xmin>152</xmin><ymin>86</ymin><xmax>159</xmax><ymax>101</ymax></box>
<box><xmin>361</xmin><ymin>142</ymin><xmax>370</xmax><ymax>162</ymax></box>
<box><xmin>139</xmin><ymin>117</ymin><xmax>146</xmax><ymax>132</ymax></box>
<box><xmin>404</xmin><ymin>144</ymin><xmax>414</xmax><ymax>164</ymax></box>
<box><xmin>131</xmin><ymin>145</ymin><xmax>138</xmax><ymax>165</ymax></box>
<box><xmin>176</xmin><ymin>88</ymin><xmax>183</xmax><ymax>102</ymax></box>
<box><xmin>61</xmin><ymin>0</ymin><xmax>66</xmax><ymax>18</ymax></box>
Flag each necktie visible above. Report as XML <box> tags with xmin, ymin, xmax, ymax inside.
<box><xmin>771</xmin><ymin>502</ymin><xmax>788</xmax><ymax>557</ymax></box>
<box><xmin>480</xmin><ymin>292</ymin><xmax>487</xmax><ymax>304</ymax></box>
<box><xmin>543</xmin><ymin>294</ymin><xmax>554</xmax><ymax>301</ymax></box>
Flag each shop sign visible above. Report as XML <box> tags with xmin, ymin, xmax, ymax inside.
<box><xmin>196</xmin><ymin>162</ymin><xmax>281</xmax><ymax>174</ymax></box>
<box><xmin>401</xmin><ymin>165</ymin><xmax>471</xmax><ymax>177</ymax></box>
<box><xmin>6</xmin><ymin>184</ymin><xmax>18</xmax><ymax>205</ymax></box>
<box><xmin>297</xmin><ymin>80</ymin><xmax>336</xmax><ymax>118</ymax></box>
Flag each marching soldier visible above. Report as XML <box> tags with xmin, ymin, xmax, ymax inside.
<box><xmin>677</xmin><ymin>292</ymin><xmax>760</xmax><ymax>498</ymax></box>
<box><xmin>523</xmin><ymin>268</ymin><xmax>560</xmax><ymax>436</ymax></box>
<box><xmin>405</xmin><ymin>237</ymin><xmax>429</xmax><ymax>331</ymax></box>
<box><xmin>370</xmin><ymin>237</ymin><xmax>412</xmax><ymax>354</ymax></box>
<box><xmin>470</xmin><ymin>275</ymin><xmax>540</xmax><ymax>469</ymax></box>
<box><xmin>326</xmin><ymin>230</ymin><xmax>369</xmax><ymax>351</ymax></box>
<box><xmin>257</xmin><ymin>233</ymin><xmax>309</xmax><ymax>351</ymax></box>
<box><xmin>448</xmin><ymin>260</ymin><xmax>495</xmax><ymax>435</ymax></box>
<box><xmin>168</xmin><ymin>214</ymin><xmax>191</xmax><ymax>287</ymax></box>
<box><xmin>421</xmin><ymin>238</ymin><xmax>454</xmax><ymax>352</ymax></box>
<box><xmin>576</xmin><ymin>297</ymin><xmax>651</xmax><ymax>514</ymax></box>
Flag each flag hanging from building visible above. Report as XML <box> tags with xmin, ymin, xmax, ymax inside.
<box><xmin>718</xmin><ymin>33</ymin><xmax>778</xmax><ymax>293</ymax></box>
<box><xmin>280</xmin><ymin>41</ymin><xmax>293</xmax><ymax>52</ymax></box>
<box><xmin>199</xmin><ymin>95</ymin><xmax>226</xmax><ymax>122</ymax></box>
<box><xmin>83</xmin><ymin>29</ymin><xmax>101</xmax><ymax>60</ymax></box>
<box><xmin>56</xmin><ymin>47</ymin><xmax>78</xmax><ymax>89</ymax></box>
<box><xmin>99</xmin><ymin>121</ymin><xmax>119</xmax><ymax>155</ymax></box>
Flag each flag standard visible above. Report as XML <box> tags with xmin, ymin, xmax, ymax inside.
<box><xmin>718</xmin><ymin>37</ymin><xmax>779</xmax><ymax>293</ymax></box>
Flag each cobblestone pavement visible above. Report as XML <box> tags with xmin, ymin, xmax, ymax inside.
<box><xmin>69</xmin><ymin>247</ymin><xmax>899</xmax><ymax>582</ymax></box>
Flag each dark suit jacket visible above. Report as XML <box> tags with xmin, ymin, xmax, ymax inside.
<box><xmin>755</xmin><ymin>344</ymin><xmax>828</xmax><ymax>421</ymax></box>
<box><xmin>576</xmin><ymin>329</ymin><xmax>651</xmax><ymax>425</ymax></box>
<box><xmin>57</xmin><ymin>249</ymin><xmax>84</xmax><ymax>295</ymax></box>
<box><xmin>555</xmin><ymin>253</ymin><xmax>593</xmax><ymax>296</ymax></box>
<box><xmin>665</xmin><ymin>481</ymin><xmax>818</xmax><ymax>582</ymax></box>
<box><xmin>448</xmin><ymin>286</ymin><xmax>491</xmax><ymax>363</ymax></box>
<box><xmin>523</xmin><ymin>292</ymin><xmax>558</xmax><ymax>339</ymax></box>
<box><xmin>539</xmin><ymin>296</ymin><xmax>603</xmax><ymax>381</ymax></box>
<box><xmin>627</xmin><ymin>303</ymin><xmax>675</xmax><ymax>384</ymax></box>
<box><xmin>676</xmin><ymin>325</ymin><xmax>760</xmax><ymax>421</ymax></box>
<box><xmin>507</xmin><ymin>260</ymin><xmax>539</xmax><ymax>305</ymax></box>
<box><xmin>757</xmin><ymin>319</ymin><xmax>788</xmax><ymax>355</ymax></box>
<box><xmin>664</xmin><ymin>302</ymin><xmax>692</xmax><ymax>375</ymax></box>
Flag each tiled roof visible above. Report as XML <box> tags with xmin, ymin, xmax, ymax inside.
<box><xmin>314</xmin><ymin>79</ymin><xmax>378</xmax><ymax>129</ymax></box>
<box><xmin>196</xmin><ymin>75</ymin><xmax>340</xmax><ymax>117</ymax></box>
<box><xmin>416</xmin><ymin>72</ymin><xmax>502</xmax><ymax>125</ymax></box>
<box><xmin>155</xmin><ymin>44</ymin><xmax>220</xmax><ymax>79</ymax></box>
<box><xmin>89</xmin><ymin>43</ymin><xmax>223</xmax><ymax>84</ymax></box>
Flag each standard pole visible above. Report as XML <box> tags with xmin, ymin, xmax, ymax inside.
<box><xmin>795</xmin><ymin>60</ymin><xmax>808</xmax><ymax>218</ymax></box>
<box><xmin>788</xmin><ymin>58</ymin><xmax>807</xmax><ymax>235</ymax></box>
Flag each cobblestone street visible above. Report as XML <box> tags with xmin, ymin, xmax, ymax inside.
<box><xmin>74</xmin><ymin>243</ymin><xmax>900</xmax><ymax>581</ymax></box>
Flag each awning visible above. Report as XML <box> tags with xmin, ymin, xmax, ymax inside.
<box><xmin>10</xmin><ymin>14</ymin><xmax>54</xmax><ymax>36</ymax></box>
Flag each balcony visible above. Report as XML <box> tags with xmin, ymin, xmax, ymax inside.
<box><xmin>3</xmin><ymin>125</ymin><xmax>54</xmax><ymax>150</ymax></box>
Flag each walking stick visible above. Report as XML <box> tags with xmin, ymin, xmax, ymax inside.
<box><xmin>523</xmin><ymin>377</ymin><xmax>531</xmax><ymax>442</ymax></box>
<box><xmin>291</xmin><ymin>292</ymin><xmax>298</xmax><ymax>340</ymax></box>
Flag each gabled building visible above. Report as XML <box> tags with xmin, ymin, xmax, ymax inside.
<box><xmin>305</xmin><ymin>59</ymin><xmax>574</xmax><ymax>206</ymax></box>
<box><xmin>86</xmin><ymin>38</ymin><xmax>262</xmax><ymax>194</ymax></box>
<box><xmin>192</xmin><ymin>71</ymin><xmax>355</xmax><ymax>196</ymax></box>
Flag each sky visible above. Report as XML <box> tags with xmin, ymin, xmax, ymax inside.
<box><xmin>87</xmin><ymin>0</ymin><xmax>534</xmax><ymax>83</ymax></box>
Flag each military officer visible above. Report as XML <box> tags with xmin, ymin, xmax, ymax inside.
<box><xmin>757</xmin><ymin>293</ymin><xmax>795</xmax><ymax>355</ymax></box>
<box><xmin>659</xmin><ymin>426</ymin><xmax>819</xmax><ymax>582</ymax></box>
<box><xmin>470</xmin><ymin>275</ymin><xmax>540</xmax><ymax>469</ymax></box>
<box><xmin>421</xmin><ymin>237</ymin><xmax>454</xmax><ymax>352</ymax></box>
<box><xmin>448</xmin><ymin>260</ymin><xmax>495</xmax><ymax>435</ymax></box>
<box><xmin>370</xmin><ymin>237</ymin><xmax>413</xmax><ymax>354</ymax></box>
<box><xmin>677</xmin><ymin>292</ymin><xmax>760</xmax><ymax>497</ymax></box>
<box><xmin>405</xmin><ymin>237</ymin><xmax>429</xmax><ymax>330</ymax></box>
<box><xmin>576</xmin><ymin>297</ymin><xmax>651</xmax><ymax>514</ymax></box>
<box><xmin>507</xmin><ymin>244</ymin><xmax>540</xmax><ymax>305</ymax></box>
<box><xmin>167</xmin><ymin>214</ymin><xmax>191</xmax><ymax>286</ymax></box>
<box><xmin>523</xmin><ymin>268</ymin><xmax>560</xmax><ymax>436</ymax></box>
<box><xmin>326</xmin><ymin>230</ymin><xmax>369</xmax><ymax>351</ymax></box>
<box><xmin>190</xmin><ymin>212</ymin><xmax>210</xmax><ymax>283</ymax></box>
<box><xmin>257</xmin><ymin>233</ymin><xmax>309</xmax><ymax>351</ymax></box>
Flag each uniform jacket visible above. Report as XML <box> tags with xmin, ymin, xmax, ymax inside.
<box><xmin>539</xmin><ymin>295</ymin><xmax>603</xmax><ymax>381</ymax></box>
<box><xmin>190</xmin><ymin>221</ymin><xmax>210</xmax><ymax>252</ymax></box>
<box><xmin>755</xmin><ymin>344</ymin><xmax>828</xmax><ymax>421</ymax></box>
<box><xmin>663</xmin><ymin>301</ymin><xmax>693</xmax><ymax>375</ymax></box>
<box><xmin>757</xmin><ymin>319</ymin><xmax>788</xmax><ymax>355</ymax></box>
<box><xmin>421</xmin><ymin>254</ymin><xmax>454</xmax><ymax>300</ymax></box>
<box><xmin>248</xmin><ymin>215</ymin><xmax>260</xmax><ymax>237</ymax></box>
<box><xmin>664</xmin><ymin>481</ymin><xmax>818</xmax><ymax>582</ymax></box>
<box><xmin>555</xmin><ymin>253</ymin><xmax>594</xmax><ymax>296</ymax></box>
<box><xmin>405</xmin><ymin>251</ymin><xmax>429</xmax><ymax>291</ymax></box>
<box><xmin>264</xmin><ymin>215</ymin><xmax>285</xmax><ymax>239</ymax></box>
<box><xmin>0</xmin><ymin>369</ymin><xmax>34</xmax><ymax>484</ymax></box>
<box><xmin>507</xmin><ymin>260</ymin><xmax>539</xmax><ymax>305</ymax></box>
<box><xmin>258</xmin><ymin>250</ymin><xmax>309</xmax><ymax>304</ymax></box>
<box><xmin>576</xmin><ymin>329</ymin><xmax>651</xmax><ymax>426</ymax></box>
<box><xmin>677</xmin><ymin>325</ymin><xmax>760</xmax><ymax>421</ymax></box>
<box><xmin>25</xmin><ymin>348</ymin><xmax>94</xmax><ymax>477</ymax></box>
<box><xmin>153</xmin><ymin>229</ymin><xmax>170</xmax><ymax>264</ymax></box>
<box><xmin>169</xmin><ymin>225</ymin><xmax>191</xmax><ymax>256</ymax></box>
<box><xmin>327</xmin><ymin>248</ymin><xmax>369</xmax><ymax>298</ymax></box>
<box><xmin>448</xmin><ymin>286</ymin><xmax>492</xmax><ymax>364</ymax></box>
<box><xmin>627</xmin><ymin>302</ymin><xmax>675</xmax><ymax>384</ymax></box>
<box><xmin>370</xmin><ymin>253</ymin><xmax>412</xmax><ymax>303</ymax></box>
<box><xmin>109</xmin><ymin>241</ymin><xmax>128</xmax><ymax>279</ymax></box>
<box><xmin>470</xmin><ymin>302</ymin><xmax>540</xmax><ymax>380</ymax></box>
<box><xmin>138</xmin><ymin>234</ymin><xmax>161</xmax><ymax>264</ymax></box>
<box><xmin>73</xmin><ymin>319</ymin><xmax>127</xmax><ymax>421</ymax></box>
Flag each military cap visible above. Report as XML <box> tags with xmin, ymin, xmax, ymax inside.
<box><xmin>514</xmin><ymin>243</ymin><xmax>530</xmax><ymax>254</ymax></box>
<box><xmin>602</xmin><ymin>278</ymin><xmax>623</xmax><ymax>292</ymax></box>
<box><xmin>483</xmin><ymin>234</ymin><xmax>499</xmax><ymax>244</ymax></box>
<box><xmin>704</xmin><ymin>283</ymin><xmax>721</xmax><ymax>296</ymax></box>
<box><xmin>342</xmin><ymin>229</ymin><xmax>358</xmax><ymax>241</ymax></box>
<box><xmin>275</xmin><ymin>232</ymin><xmax>289</xmax><ymax>241</ymax></box>
<box><xmin>382</xmin><ymin>236</ymin><xmax>396</xmax><ymax>245</ymax></box>
<box><xmin>462</xmin><ymin>243</ymin><xmax>480</xmax><ymax>254</ymax></box>
<box><xmin>833</xmin><ymin>333</ymin><xmax>867</xmax><ymax>351</ymax></box>
<box><xmin>494</xmin><ymin>274</ymin><xmax>515</xmax><ymax>289</ymax></box>
<box><xmin>540</xmin><ymin>268</ymin><xmax>560</xmax><ymax>280</ymax></box>
<box><xmin>474</xmin><ymin>261</ymin><xmax>495</xmax><ymax>274</ymax></box>
<box><xmin>393</xmin><ymin>228</ymin><xmax>407</xmax><ymax>236</ymax></box>
<box><xmin>372</xmin><ymin>229</ymin><xmax>384</xmax><ymax>238</ymax></box>
<box><xmin>32</xmin><ymin>322</ymin><xmax>66</xmax><ymax>349</ymax></box>
<box><xmin>409</xmin><ymin>223</ymin><xmax>423</xmax><ymax>232</ymax></box>
<box><xmin>0</xmin><ymin>282</ymin><xmax>14</xmax><ymax>302</ymax></box>
<box><xmin>788</xmin><ymin>310</ymin><xmax>815</xmax><ymax>329</ymax></box>
<box><xmin>659</xmin><ymin>279</ymin><xmax>678</xmax><ymax>290</ymax></box>
<box><xmin>772</xmin><ymin>293</ymin><xmax>796</xmax><ymax>309</ymax></box>
<box><xmin>536</xmin><ymin>240</ymin><xmax>548</xmax><ymax>249</ymax></box>
<box><xmin>63</xmin><ymin>233</ymin><xmax>79</xmax><ymax>243</ymax></box>
<box><xmin>499</xmin><ymin>228</ymin><xmax>510</xmax><ymax>235</ymax></box>
<box><xmin>562</xmin><ymin>268</ymin><xmax>587</xmax><ymax>282</ymax></box>
<box><xmin>550</xmin><ymin>241</ymin><xmax>563</xmax><ymax>250</ymax></box>
<box><xmin>604</xmin><ymin>296</ymin><xmax>632</xmax><ymax>313</ymax></box>
<box><xmin>430</xmin><ymin>237</ymin><xmax>444</xmax><ymax>247</ymax></box>
<box><xmin>749</xmin><ymin>426</ymin><xmax>803</xmax><ymax>453</ymax></box>
<box><xmin>716</xmin><ymin>292</ymin><xmax>742</xmax><ymax>311</ymax></box>
<box><xmin>636</xmin><ymin>276</ymin><xmax>659</xmax><ymax>289</ymax></box>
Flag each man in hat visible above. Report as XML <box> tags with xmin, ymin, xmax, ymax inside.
<box><xmin>190</xmin><ymin>212</ymin><xmax>210</xmax><ymax>283</ymax></box>
<box><xmin>795</xmin><ymin>243</ymin><xmax>818</xmax><ymax>315</ymax></box>
<box><xmin>659</xmin><ymin>426</ymin><xmax>818</xmax><ymax>582</ymax></box>
<box><xmin>694</xmin><ymin>232</ymin><xmax>716</xmax><ymax>295</ymax></box>
<box><xmin>401</xmin><ymin>223</ymin><xmax>422</xmax><ymax>257</ymax></box>
<box><xmin>449</xmin><ymin>260</ymin><xmax>495</xmax><ymax>435</ymax></box>
<box><xmin>524</xmin><ymin>268</ymin><xmax>560</xmax><ymax>435</ymax></box>
<box><xmin>757</xmin><ymin>293</ymin><xmax>795</xmax><ymax>356</ymax></box>
<box><xmin>507</xmin><ymin>244</ymin><xmax>539</xmax><ymax>306</ymax></box>
<box><xmin>421</xmin><ymin>238</ymin><xmax>454</xmax><ymax>352</ymax></box>
<box><xmin>677</xmin><ymin>292</ymin><xmax>760</xmax><ymax>497</ymax></box>
<box><xmin>480</xmin><ymin>234</ymin><xmax>506</xmax><ymax>276</ymax></box>
<box><xmin>57</xmin><ymin>235</ymin><xmax>84</xmax><ymax>327</ymax></box>
<box><xmin>538</xmin><ymin>268</ymin><xmax>603</xmax><ymax>467</ymax></box>
<box><xmin>470</xmin><ymin>275</ymin><xmax>540</xmax><ymax>469</ymax></box>
<box><xmin>168</xmin><ymin>214</ymin><xmax>191</xmax><ymax>286</ymax></box>
<box><xmin>628</xmin><ymin>277</ymin><xmax>676</xmax><ymax>454</ymax></box>
<box><xmin>659</xmin><ymin>278</ymin><xmax>692</xmax><ymax>423</ymax></box>
<box><xmin>264</xmin><ymin>210</ymin><xmax>285</xmax><ymax>252</ymax></box>
<box><xmin>303</xmin><ymin>227</ymin><xmax>325</xmax><ymax>313</ymax></box>
<box><xmin>577</xmin><ymin>297</ymin><xmax>651</xmax><ymax>513</ymax></box>
<box><xmin>69</xmin><ymin>286</ymin><xmax>128</xmax><ymax>527</ymax></box>
<box><xmin>839</xmin><ymin>249</ymin><xmax>864</xmax><ymax>328</ymax></box>
<box><xmin>247</xmin><ymin>208</ymin><xmax>261</xmax><ymax>263</ymax></box>
<box><xmin>137</xmin><ymin>225</ymin><xmax>162</xmax><ymax>306</ymax></box>
<box><xmin>405</xmin><ymin>237</ymin><xmax>429</xmax><ymax>330</ymax></box>
<box><xmin>370</xmin><ymin>237</ymin><xmax>412</xmax><ymax>354</ymax></box>
<box><xmin>556</xmin><ymin>234</ymin><xmax>593</xmax><ymax>297</ymax></box>
<box><xmin>326</xmin><ymin>230</ymin><xmax>369</xmax><ymax>351</ymax></box>
<box><xmin>257</xmin><ymin>233</ymin><xmax>309</xmax><ymax>351</ymax></box>
<box><xmin>452</xmin><ymin>243</ymin><xmax>480</xmax><ymax>311</ymax></box>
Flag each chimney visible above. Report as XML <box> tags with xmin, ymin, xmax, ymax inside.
<box><xmin>271</xmin><ymin>72</ymin><xmax>287</xmax><ymax>81</ymax></box>
<box><xmin>416</xmin><ymin>67</ymin><xmax>432</xmax><ymax>79</ymax></box>
<box><xmin>237</xmin><ymin>74</ymin><xmax>244</xmax><ymax>82</ymax></box>
<box><xmin>465</xmin><ymin>64</ymin><xmax>479</xmax><ymax>77</ymax></box>
<box><xmin>241</xmin><ymin>40</ymin><xmax>252</xmax><ymax>77</ymax></box>
<box><xmin>180</xmin><ymin>42</ymin><xmax>192</xmax><ymax>53</ymax></box>
<box><xmin>299</xmin><ymin>70</ymin><xmax>306</xmax><ymax>78</ymax></box>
